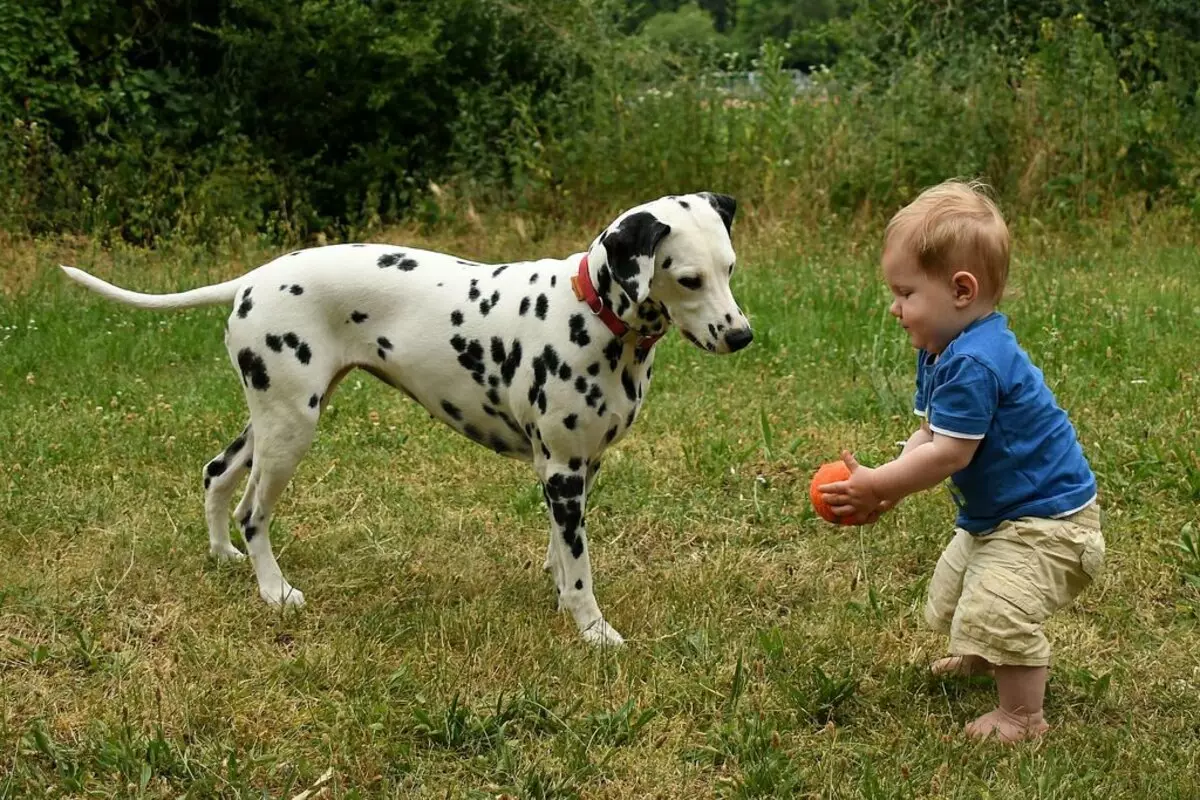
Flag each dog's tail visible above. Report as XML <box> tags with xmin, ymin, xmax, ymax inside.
<box><xmin>59</xmin><ymin>265</ymin><xmax>243</xmax><ymax>310</ymax></box>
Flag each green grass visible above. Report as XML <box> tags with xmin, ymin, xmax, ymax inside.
<box><xmin>1</xmin><ymin>220</ymin><xmax>1198</xmax><ymax>799</ymax></box>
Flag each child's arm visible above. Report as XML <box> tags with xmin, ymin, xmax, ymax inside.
<box><xmin>900</xmin><ymin>420</ymin><xmax>933</xmax><ymax>455</ymax></box>
<box><xmin>820</xmin><ymin>429</ymin><xmax>979</xmax><ymax>521</ymax></box>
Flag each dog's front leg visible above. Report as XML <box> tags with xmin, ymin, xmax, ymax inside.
<box><xmin>539</xmin><ymin>460</ymin><xmax>624</xmax><ymax>647</ymax></box>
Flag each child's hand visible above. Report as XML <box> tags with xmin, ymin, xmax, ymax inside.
<box><xmin>819</xmin><ymin>451</ymin><xmax>885</xmax><ymax>523</ymax></box>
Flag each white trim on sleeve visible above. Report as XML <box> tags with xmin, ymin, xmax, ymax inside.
<box><xmin>914</xmin><ymin>408</ymin><xmax>927</xmax><ymax>418</ymax></box>
<box><xmin>929</xmin><ymin>423</ymin><xmax>985</xmax><ymax>440</ymax></box>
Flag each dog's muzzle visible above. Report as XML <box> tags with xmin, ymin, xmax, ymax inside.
<box><xmin>725</xmin><ymin>328</ymin><xmax>754</xmax><ymax>352</ymax></box>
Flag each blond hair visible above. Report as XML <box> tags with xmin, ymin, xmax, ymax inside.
<box><xmin>885</xmin><ymin>180</ymin><xmax>1011</xmax><ymax>302</ymax></box>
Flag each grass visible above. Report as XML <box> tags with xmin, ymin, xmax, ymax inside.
<box><xmin>1</xmin><ymin>212</ymin><xmax>1198</xmax><ymax>799</ymax></box>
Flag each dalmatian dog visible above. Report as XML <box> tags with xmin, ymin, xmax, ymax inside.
<box><xmin>60</xmin><ymin>192</ymin><xmax>751</xmax><ymax>646</ymax></box>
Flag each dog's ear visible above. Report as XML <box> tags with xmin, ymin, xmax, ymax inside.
<box><xmin>700</xmin><ymin>192</ymin><xmax>736</xmax><ymax>235</ymax></box>
<box><xmin>598</xmin><ymin>211</ymin><xmax>671</xmax><ymax>308</ymax></box>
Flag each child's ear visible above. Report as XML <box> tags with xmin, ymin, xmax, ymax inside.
<box><xmin>951</xmin><ymin>271</ymin><xmax>979</xmax><ymax>307</ymax></box>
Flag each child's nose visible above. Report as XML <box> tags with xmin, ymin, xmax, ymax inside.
<box><xmin>889</xmin><ymin>299</ymin><xmax>901</xmax><ymax>317</ymax></box>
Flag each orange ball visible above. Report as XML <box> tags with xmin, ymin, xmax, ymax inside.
<box><xmin>809</xmin><ymin>460</ymin><xmax>855</xmax><ymax>525</ymax></box>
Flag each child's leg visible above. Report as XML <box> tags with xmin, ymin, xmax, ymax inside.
<box><xmin>950</xmin><ymin>507</ymin><xmax>1103</xmax><ymax>742</ymax></box>
<box><xmin>925</xmin><ymin>530</ymin><xmax>996</xmax><ymax>677</ymax></box>
<box><xmin>964</xmin><ymin>665</ymin><xmax>1049</xmax><ymax>741</ymax></box>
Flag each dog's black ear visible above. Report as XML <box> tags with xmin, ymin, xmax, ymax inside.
<box><xmin>700</xmin><ymin>192</ymin><xmax>736</xmax><ymax>235</ymax></box>
<box><xmin>598</xmin><ymin>210</ymin><xmax>671</xmax><ymax>309</ymax></box>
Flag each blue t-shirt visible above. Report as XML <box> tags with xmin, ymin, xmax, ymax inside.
<box><xmin>913</xmin><ymin>312</ymin><xmax>1096</xmax><ymax>534</ymax></box>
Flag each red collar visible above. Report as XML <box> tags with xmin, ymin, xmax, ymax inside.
<box><xmin>571</xmin><ymin>255</ymin><xmax>664</xmax><ymax>352</ymax></box>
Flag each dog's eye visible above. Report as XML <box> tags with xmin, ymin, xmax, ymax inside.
<box><xmin>679</xmin><ymin>275</ymin><xmax>703</xmax><ymax>290</ymax></box>
<box><xmin>727</xmin><ymin>263</ymin><xmax>735</xmax><ymax>276</ymax></box>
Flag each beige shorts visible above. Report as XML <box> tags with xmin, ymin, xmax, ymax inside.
<box><xmin>924</xmin><ymin>503</ymin><xmax>1104</xmax><ymax>667</ymax></box>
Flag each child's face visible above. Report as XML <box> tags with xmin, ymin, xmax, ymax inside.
<box><xmin>882</xmin><ymin>244</ymin><xmax>965</xmax><ymax>354</ymax></box>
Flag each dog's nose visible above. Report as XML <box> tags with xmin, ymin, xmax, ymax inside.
<box><xmin>725</xmin><ymin>328</ymin><xmax>753</xmax><ymax>352</ymax></box>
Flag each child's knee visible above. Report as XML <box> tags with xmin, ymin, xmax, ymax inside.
<box><xmin>951</xmin><ymin>570</ymin><xmax>1053</xmax><ymax>666</ymax></box>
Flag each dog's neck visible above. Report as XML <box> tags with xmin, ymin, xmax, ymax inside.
<box><xmin>584</xmin><ymin>257</ymin><xmax>669</xmax><ymax>340</ymax></box>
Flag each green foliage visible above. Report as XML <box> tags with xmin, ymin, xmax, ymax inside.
<box><xmin>2</xmin><ymin>0</ymin><xmax>1200</xmax><ymax>242</ymax></box>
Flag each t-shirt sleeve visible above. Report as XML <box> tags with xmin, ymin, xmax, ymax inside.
<box><xmin>913</xmin><ymin>351</ymin><xmax>928</xmax><ymax>417</ymax></box>
<box><xmin>928</xmin><ymin>355</ymin><xmax>999</xmax><ymax>439</ymax></box>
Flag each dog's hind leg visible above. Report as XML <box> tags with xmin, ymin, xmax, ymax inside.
<box><xmin>203</xmin><ymin>424</ymin><xmax>254</xmax><ymax>561</ymax></box>
<box><xmin>539</xmin><ymin>458</ymin><xmax>624</xmax><ymax>647</ymax></box>
<box><xmin>235</xmin><ymin>398</ymin><xmax>319</xmax><ymax>608</ymax></box>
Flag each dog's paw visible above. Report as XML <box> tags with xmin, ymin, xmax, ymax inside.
<box><xmin>581</xmin><ymin>619</ymin><xmax>625</xmax><ymax>648</ymax></box>
<box><xmin>260</xmin><ymin>583</ymin><xmax>305</xmax><ymax>609</ymax></box>
<box><xmin>209</xmin><ymin>543</ymin><xmax>246</xmax><ymax>562</ymax></box>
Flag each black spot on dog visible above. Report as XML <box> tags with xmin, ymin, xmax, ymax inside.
<box><xmin>352</xmin><ymin>244</ymin><xmax>366</xmax><ymax>247</ymax></box>
<box><xmin>662</xmin><ymin>257</ymin><xmax>674</xmax><ymax>270</ymax></box>
<box><xmin>378</xmin><ymin>336</ymin><xmax>393</xmax><ymax>351</ymax></box>
<box><xmin>535</xmin><ymin>294</ymin><xmax>549</xmax><ymax>320</ymax></box>
<box><xmin>450</xmin><ymin>335</ymin><xmax>467</xmax><ymax>353</ymax></box>
<box><xmin>491</xmin><ymin>337</ymin><xmax>506</xmax><ymax>365</ymax></box>
<box><xmin>204</xmin><ymin>476</ymin><xmax>212</xmax><ymax>489</ymax></box>
<box><xmin>236</xmin><ymin>287</ymin><xmax>253</xmax><ymax>318</ymax></box>
<box><xmin>289</xmin><ymin>285</ymin><xmax>303</xmax><ymax>295</ymax></box>
<box><xmin>558</xmin><ymin>363</ymin><xmax>571</xmax><ymax>381</ymax></box>
<box><xmin>206</xmin><ymin>459</ymin><xmax>228</xmax><ymax>478</ymax></box>
<box><xmin>500</xmin><ymin>340</ymin><xmax>522</xmax><ymax>385</ymax></box>
<box><xmin>677</xmin><ymin>199</ymin><xmax>690</xmax><ymax>209</ymax></box>
<box><xmin>530</xmin><ymin>273</ymin><xmax>538</xmax><ymax>284</ymax></box>
<box><xmin>457</xmin><ymin>339</ymin><xmax>486</xmax><ymax>384</ymax></box>
<box><xmin>563</xmin><ymin>414</ymin><xmax>578</xmax><ymax>430</ymax></box>
<box><xmin>265</xmin><ymin>334</ymin><xmax>284</xmax><ymax>352</ymax></box>
<box><xmin>587</xmin><ymin>362</ymin><xmax>600</xmax><ymax>376</ymax></box>
<box><xmin>575</xmin><ymin>579</ymin><xmax>583</xmax><ymax>590</ymax></box>
<box><xmin>486</xmin><ymin>388</ymin><xmax>501</xmax><ymax>406</ymax></box>
<box><xmin>442</xmin><ymin>400</ymin><xmax>463</xmax><ymax>420</ymax></box>
<box><xmin>450</xmin><ymin>310</ymin><xmax>464</xmax><ymax>326</ymax></box>
<box><xmin>604</xmin><ymin>338</ymin><xmax>623</xmax><ymax>371</ymax></box>
<box><xmin>378</xmin><ymin>252</ymin><xmax>418</xmax><ymax>270</ymax></box>
<box><xmin>621</xmin><ymin>370</ymin><xmax>637</xmax><ymax>402</ymax></box>
<box><xmin>350</xmin><ymin>311</ymin><xmax>369</xmax><ymax>324</ymax></box>
<box><xmin>468</xmin><ymin>280</ymin><xmax>480</xmax><ymax>301</ymax></box>
<box><xmin>568</xmin><ymin>457</ymin><xmax>583</xmax><ymax>471</ymax></box>
<box><xmin>479</xmin><ymin>290</ymin><xmax>500</xmax><ymax>316</ymax></box>
<box><xmin>605</xmin><ymin>425</ymin><xmax>618</xmax><ymax>443</ymax></box>
<box><xmin>295</xmin><ymin>343</ymin><xmax>311</xmax><ymax>365</ymax></box>
<box><xmin>541</xmin><ymin>345</ymin><xmax>560</xmax><ymax>375</ymax></box>
<box><xmin>569</xmin><ymin>314</ymin><xmax>590</xmax><ymax>347</ymax></box>
<box><xmin>492</xmin><ymin>265</ymin><xmax>508</xmax><ymax>278</ymax></box>
<box><xmin>284</xmin><ymin>332</ymin><xmax>300</xmax><ymax>349</ymax></box>
<box><xmin>550</xmin><ymin>276</ymin><xmax>557</xmax><ymax>288</ymax></box>
<box><xmin>309</xmin><ymin>394</ymin><xmax>320</xmax><ymax>408</ymax></box>
<box><xmin>574</xmin><ymin>376</ymin><xmax>588</xmax><ymax>394</ymax></box>
<box><xmin>237</xmin><ymin>348</ymin><xmax>270</xmax><ymax>390</ymax></box>
<box><xmin>519</xmin><ymin>297</ymin><xmax>531</xmax><ymax>316</ymax></box>
<box><xmin>488</xmin><ymin>375</ymin><xmax>499</xmax><ymax>387</ymax></box>
<box><xmin>543</xmin><ymin>473</ymin><xmax>585</xmax><ymax>558</ymax></box>
<box><xmin>585</xmin><ymin>385</ymin><xmax>603</xmax><ymax>409</ymax></box>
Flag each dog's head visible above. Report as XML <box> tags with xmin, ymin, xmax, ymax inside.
<box><xmin>585</xmin><ymin>192</ymin><xmax>751</xmax><ymax>354</ymax></box>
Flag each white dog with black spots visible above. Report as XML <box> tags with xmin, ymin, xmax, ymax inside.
<box><xmin>61</xmin><ymin>192</ymin><xmax>751</xmax><ymax>646</ymax></box>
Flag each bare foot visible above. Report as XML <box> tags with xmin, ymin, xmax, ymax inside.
<box><xmin>931</xmin><ymin>654</ymin><xmax>993</xmax><ymax>677</ymax></box>
<box><xmin>964</xmin><ymin>707</ymin><xmax>1049</xmax><ymax>743</ymax></box>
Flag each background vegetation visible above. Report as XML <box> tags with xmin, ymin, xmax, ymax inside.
<box><xmin>2</xmin><ymin>0</ymin><xmax>1198</xmax><ymax>244</ymax></box>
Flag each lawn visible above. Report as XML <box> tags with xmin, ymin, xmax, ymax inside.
<box><xmin>1</xmin><ymin>215</ymin><xmax>1198</xmax><ymax>798</ymax></box>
